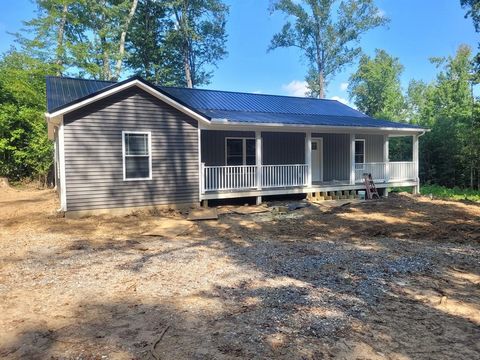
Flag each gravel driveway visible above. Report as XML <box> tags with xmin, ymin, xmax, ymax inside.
<box><xmin>0</xmin><ymin>187</ymin><xmax>479</xmax><ymax>359</ymax></box>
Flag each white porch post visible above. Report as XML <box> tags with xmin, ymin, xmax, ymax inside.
<box><xmin>305</xmin><ymin>131</ymin><xmax>312</xmax><ymax>187</ymax></box>
<box><xmin>384</xmin><ymin>134</ymin><xmax>390</xmax><ymax>183</ymax></box>
<box><xmin>350</xmin><ymin>133</ymin><xmax>356</xmax><ymax>185</ymax></box>
<box><xmin>383</xmin><ymin>134</ymin><xmax>390</xmax><ymax>197</ymax></box>
<box><xmin>256</xmin><ymin>131</ymin><xmax>262</xmax><ymax>191</ymax></box>
<box><xmin>413</xmin><ymin>134</ymin><xmax>420</xmax><ymax>194</ymax></box>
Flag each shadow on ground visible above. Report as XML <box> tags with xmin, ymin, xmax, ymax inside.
<box><xmin>1</xmin><ymin>192</ymin><xmax>479</xmax><ymax>359</ymax></box>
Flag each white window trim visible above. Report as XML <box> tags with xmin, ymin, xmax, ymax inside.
<box><xmin>224</xmin><ymin>137</ymin><xmax>255</xmax><ymax>166</ymax></box>
<box><xmin>355</xmin><ymin>139</ymin><xmax>366</xmax><ymax>170</ymax></box>
<box><xmin>122</xmin><ymin>131</ymin><xmax>152</xmax><ymax>181</ymax></box>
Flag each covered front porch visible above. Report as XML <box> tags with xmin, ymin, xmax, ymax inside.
<box><xmin>199</xmin><ymin>129</ymin><xmax>419</xmax><ymax>200</ymax></box>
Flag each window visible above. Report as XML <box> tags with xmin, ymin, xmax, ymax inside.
<box><xmin>123</xmin><ymin>131</ymin><xmax>152</xmax><ymax>180</ymax></box>
<box><xmin>355</xmin><ymin>139</ymin><xmax>365</xmax><ymax>164</ymax></box>
<box><xmin>225</xmin><ymin>138</ymin><xmax>256</xmax><ymax>165</ymax></box>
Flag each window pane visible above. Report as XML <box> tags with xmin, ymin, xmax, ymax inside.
<box><xmin>226</xmin><ymin>155</ymin><xmax>243</xmax><ymax>166</ymax></box>
<box><xmin>355</xmin><ymin>140</ymin><xmax>364</xmax><ymax>164</ymax></box>
<box><xmin>125</xmin><ymin>156</ymin><xmax>150</xmax><ymax>179</ymax></box>
<box><xmin>226</xmin><ymin>139</ymin><xmax>243</xmax><ymax>165</ymax></box>
<box><xmin>226</xmin><ymin>139</ymin><xmax>242</xmax><ymax>156</ymax></box>
<box><xmin>246</xmin><ymin>139</ymin><xmax>256</xmax><ymax>157</ymax></box>
<box><xmin>355</xmin><ymin>140</ymin><xmax>364</xmax><ymax>155</ymax></box>
<box><xmin>126</xmin><ymin>133</ymin><xmax>148</xmax><ymax>155</ymax></box>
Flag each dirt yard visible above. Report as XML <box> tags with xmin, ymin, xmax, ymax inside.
<box><xmin>0</xmin><ymin>186</ymin><xmax>479</xmax><ymax>360</ymax></box>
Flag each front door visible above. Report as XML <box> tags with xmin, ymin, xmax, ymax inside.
<box><xmin>311</xmin><ymin>138</ymin><xmax>323</xmax><ymax>182</ymax></box>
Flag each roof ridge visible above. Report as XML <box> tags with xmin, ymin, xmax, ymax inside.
<box><xmin>159</xmin><ymin>85</ymin><xmax>339</xmax><ymax>102</ymax></box>
<box><xmin>45</xmin><ymin>75</ymin><xmax>117</xmax><ymax>84</ymax></box>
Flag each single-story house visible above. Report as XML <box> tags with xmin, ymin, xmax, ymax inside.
<box><xmin>45</xmin><ymin>76</ymin><xmax>427</xmax><ymax>217</ymax></box>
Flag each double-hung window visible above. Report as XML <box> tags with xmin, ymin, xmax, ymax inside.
<box><xmin>225</xmin><ymin>138</ymin><xmax>256</xmax><ymax>165</ymax></box>
<box><xmin>122</xmin><ymin>131</ymin><xmax>152</xmax><ymax>180</ymax></box>
<box><xmin>355</xmin><ymin>139</ymin><xmax>365</xmax><ymax>169</ymax></box>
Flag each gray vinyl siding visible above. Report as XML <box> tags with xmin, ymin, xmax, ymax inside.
<box><xmin>313</xmin><ymin>133</ymin><xmax>350</xmax><ymax>181</ymax></box>
<box><xmin>63</xmin><ymin>87</ymin><xmax>199</xmax><ymax>211</ymax></box>
<box><xmin>262</xmin><ymin>132</ymin><xmax>305</xmax><ymax>165</ymax></box>
<box><xmin>356</xmin><ymin>134</ymin><xmax>384</xmax><ymax>162</ymax></box>
<box><xmin>201</xmin><ymin>130</ymin><xmax>255</xmax><ymax>165</ymax></box>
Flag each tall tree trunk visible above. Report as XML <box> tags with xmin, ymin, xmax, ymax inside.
<box><xmin>55</xmin><ymin>3</ymin><xmax>68</xmax><ymax>76</ymax></box>
<box><xmin>184</xmin><ymin>48</ymin><xmax>193</xmax><ymax>88</ymax></box>
<box><xmin>318</xmin><ymin>69</ymin><xmax>325</xmax><ymax>99</ymax></box>
<box><xmin>100</xmin><ymin>36</ymin><xmax>111</xmax><ymax>80</ymax></box>
<box><xmin>113</xmin><ymin>0</ymin><xmax>138</xmax><ymax>80</ymax></box>
<box><xmin>173</xmin><ymin>2</ymin><xmax>194</xmax><ymax>88</ymax></box>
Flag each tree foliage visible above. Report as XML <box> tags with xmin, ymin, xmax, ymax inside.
<box><xmin>0</xmin><ymin>51</ymin><xmax>56</xmax><ymax>182</ymax></box>
<box><xmin>165</xmin><ymin>0</ymin><xmax>229</xmax><ymax>87</ymax></box>
<box><xmin>420</xmin><ymin>45</ymin><xmax>479</xmax><ymax>188</ymax></box>
<box><xmin>461</xmin><ymin>0</ymin><xmax>480</xmax><ymax>80</ymax></box>
<box><xmin>348</xmin><ymin>45</ymin><xmax>480</xmax><ymax>188</ymax></box>
<box><xmin>348</xmin><ymin>49</ymin><xmax>405</xmax><ymax>119</ymax></box>
<box><xmin>126</xmin><ymin>0</ymin><xmax>183</xmax><ymax>84</ymax></box>
<box><xmin>269</xmin><ymin>0</ymin><xmax>388</xmax><ymax>98</ymax></box>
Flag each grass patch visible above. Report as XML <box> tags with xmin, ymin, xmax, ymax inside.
<box><xmin>420</xmin><ymin>184</ymin><xmax>480</xmax><ymax>202</ymax></box>
<box><xmin>390</xmin><ymin>186</ymin><xmax>414</xmax><ymax>193</ymax></box>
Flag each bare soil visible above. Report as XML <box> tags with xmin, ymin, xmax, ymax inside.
<box><xmin>0</xmin><ymin>187</ymin><xmax>479</xmax><ymax>359</ymax></box>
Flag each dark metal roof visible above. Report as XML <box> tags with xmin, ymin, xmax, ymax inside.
<box><xmin>158</xmin><ymin>86</ymin><xmax>368</xmax><ymax>117</ymax></box>
<box><xmin>46</xmin><ymin>76</ymin><xmax>116</xmax><ymax>113</ymax></box>
<box><xmin>45</xmin><ymin>76</ymin><xmax>424</xmax><ymax>130</ymax></box>
<box><xmin>199</xmin><ymin>110</ymin><xmax>417</xmax><ymax>128</ymax></box>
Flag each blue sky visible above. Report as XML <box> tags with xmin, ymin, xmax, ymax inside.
<box><xmin>0</xmin><ymin>0</ymin><xmax>478</xmax><ymax>104</ymax></box>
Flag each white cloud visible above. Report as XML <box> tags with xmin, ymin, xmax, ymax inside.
<box><xmin>340</xmin><ymin>82</ymin><xmax>349</xmax><ymax>91</ymax></box>
<box><xmin>281</xmin><ymin>80</ymin><xmax>308</xmax><ymax>97</ymax></box>
<box><xmin>377</xmin><ymin>8</ymin><xmax>386</xmax><ymax>18</ymax></box>
<box><xmin>252</xmin><ymin>89</ymin><xmax>263</xmax><ymax>94</ymax></box>
<box><xmin>330</xmin><ymin>96</ymin><xmax>351</xmax><ymax>107</ymax></box>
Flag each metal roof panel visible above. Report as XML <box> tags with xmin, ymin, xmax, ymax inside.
<box><xmin>45</xmin><ymin>76</ymin><xmax>424</xmax><ymax>130</ymax></box>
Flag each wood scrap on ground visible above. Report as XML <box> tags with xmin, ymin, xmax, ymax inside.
<box><xmin>143</xmin><ymin>219</ymin><xmax>194</xmax><ymax>237</ymax></box>
<box><xmin>187</xmin><ymin>208</ymin><xmax>218</xmax><ymax>221</ymax></box>
<box><xmin>232</xmin><ymin>205</ymin><xmax>270</xmax><ymax>215</ymax></box>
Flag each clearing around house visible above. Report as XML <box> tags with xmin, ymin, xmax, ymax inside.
<box><xmin>0</xmin><ymin>187</ymin><xmax>479</xmax><ymax>359</ymax></box>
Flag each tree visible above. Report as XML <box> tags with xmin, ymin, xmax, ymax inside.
<box><xmin>0</xmin><ymin>51</ymin><xmax>57</xmax><ymax>183</ymax></box>
<box><xmin>72</xmin><ymin>0</ymin><xmax>139</xmax><ymax>80</ymax></box>
<box><xmin>16</xmin><ymin>0</ymin><xmax>139</xmax><ymax>80</ymax></box>
<box><xmin>461</xmin><ymin>0</ymin><xmax>480</xmax><ymax>80</ymax></box>
<box><xmin>411</xmin><ymin>45</ymin><xmax>479</xmax><ymax>188</ymax></box>
<box><xmin>13</xmin><ymin>0</ymin><xmax>81</xmax><ymax>75</ymax></box>
<box><xmin>461</xmin><ymin>0</ymin><xmax>480</xmax><ymax>31</ymax></box>
<box><xmin>269</xmin><ymin>0</ymin><xmax>388</xmax><ymax>98</ymax></box>
<box><xmin>126</xmin><ymin>0</ymin><xmax>184</xmax><ymax>85</ymax></box>
<box><xmin>166</xmin><ymin>0</ymin><xmax>229</xmax><ymax>88</ymax></box>
<box><xmin>348</xmin><ymin>49</ymin><xmax>405</xmax><ymax>119</ymax></box>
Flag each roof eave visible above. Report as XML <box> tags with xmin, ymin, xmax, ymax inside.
<box><xmin>207</xmin><ymin>119</ymin><xmax>428</xmax><ymax>133</ymax></box>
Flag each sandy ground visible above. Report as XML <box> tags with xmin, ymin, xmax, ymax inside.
<box><xmin>0</xmin><ymin>186</ymin><xmax>479</xmax><ymax>360</ymax></box>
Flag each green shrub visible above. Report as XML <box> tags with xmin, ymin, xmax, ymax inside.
<box><xmin>420</xmin><ymin>184</ymin><xmax>480</xmax><ymax>202</ymax></box>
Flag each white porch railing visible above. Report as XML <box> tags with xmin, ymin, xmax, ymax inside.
<box><xmin>355</xmin><ymin>161</ymin><xmax>416</xmax><ymax>183</ymax></box>
<box><xmin>389</xmin><ymin>161</ymin><xmax>416</xmax><ymax>181</ymax></box>
<box><xmin>202</xmin><ymin>162</ymin><xmax>416</xmax><ymax>193</ymax></box>
<box><xmin>202</xmin><ymin>164</ymin><xmax>308</xmax><ymax>192</ymax></box>
<box><xmin>203</xmin><ymin>165</ymin><xmax>257</xmax><ymax>191</ymax></box>
<box><xmin>355</xmin><ymin>162</ymin><xmax>387</xmax><ymax>183</ymax></box>
<box><xmin>262</xmin><ymin>164</ymin><xmax>309</xmax><ymax>188</ymax></box>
